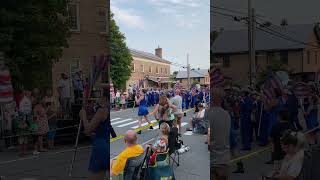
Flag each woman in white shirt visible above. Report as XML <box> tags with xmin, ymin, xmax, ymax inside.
<box><xmin>186</xmin><ymin>103</ymin><xmax>206</xmax><ymax>131</ymax></box>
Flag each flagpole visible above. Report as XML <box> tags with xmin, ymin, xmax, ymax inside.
<box><xmin>69</xmin><ymin>56</ymin><xmax>96</xmax><ymax>177</ymax></box>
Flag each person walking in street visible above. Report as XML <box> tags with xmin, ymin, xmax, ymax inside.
<box><xmin>80</xmin><ymin>91</ymin><xmax>109</xmax><ymax>180</ymax></box>
<box><xmin>135</xmin><ymin>89</ymin><xmax>153</xmax><ymax>134</ymax></box>
<box><xmin>240</xmin><ymin>90</ymin><xmax>254</xmax><ymax>150</ymax></box>
<box><xmin>171</xmin><ymin>88</ymin><xmax>184</xmax><ymax>134</ymax></box>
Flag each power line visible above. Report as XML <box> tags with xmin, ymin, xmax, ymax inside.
<box><xmin>212</xmin><ymin>10</ymin><xmax>320</xmax><ymax>49</ymax></box>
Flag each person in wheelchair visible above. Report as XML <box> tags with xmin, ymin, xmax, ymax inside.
<box><xmin>263</xmin><ymin>130</ymin><xmax>304</xmax><ymax>180</ymax></box>
<box><xmin>186</xmin><ymin>103</ymin><xmax>206</xmax><ymax>132</ymax></box>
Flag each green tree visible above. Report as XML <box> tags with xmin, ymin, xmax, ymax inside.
<box><xmin>110</xmin><ymin>13</ymin><xmax>133</xmax><ymax>90</ymax></box>
<box><xmin>0</xmin><ymin>0</ymin><xmax>70</xmax><ymax>91</ymax></box>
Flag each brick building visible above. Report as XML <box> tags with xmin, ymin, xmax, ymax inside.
<box><xmin>52</xmin><ymin>0</ymin><xmax>109</xmax><ymax>100</ymax></box>
<box><xmin>127</xmin><ymin>47</ymin><xmax>172</xmax><ymax>91</ymax></box>
<box><xmin>211</xmin><ymin>24</ymin><xmax>320</xmax><ymax>85</ymax></box>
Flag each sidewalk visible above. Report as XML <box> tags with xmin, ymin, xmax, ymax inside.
<box><xmin>174</xmin><ymin>133</ymin><xmax>210</xmax><ymax>180</ymax></box>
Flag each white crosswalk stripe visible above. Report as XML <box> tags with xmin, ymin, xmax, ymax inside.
<box><xmin>111</xmin><ymin>118</ymin><xmax>132</xmax><ymax>125</ymax></box>
<box><xmin>111</xmin><ymin>118</ymin><xmax>121</xmax><ymax>122</ymax></box>
<box><xmin>131</xmin><ymin>120</ymin><xmax>157</xmax><ymax>129</ymax></box>
<box><xmin>111</xmin><ymin>117</ymin><xmax>189</xmax><ymax>130</ymax></box>
<box><xmin>116</xmin><ymin>120</ymin><xmax>138</xmax><ymax>127</ymax></box>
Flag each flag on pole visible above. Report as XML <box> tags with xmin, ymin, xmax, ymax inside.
<box><xmin>292</xmin><ymin>82</ymin><xmax>313</xmax><ymax>99</ymax></box>
<box><xmin>261</xmin><ymin>72</ymin><xmax>283</xmax><ymax>100</ymax></box>
<box><xmin>210</xmin><ymin>68</ymin><xmax>225</xmax><ymax>88</ymax></box>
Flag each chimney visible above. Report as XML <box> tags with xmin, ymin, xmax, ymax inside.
<box><xmin>155</xmin><ymin>46</ymin><xmax>162</xmax><ymax>58</ymax></box>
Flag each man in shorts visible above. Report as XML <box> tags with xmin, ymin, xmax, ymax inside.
<box><xmin>170</xmin><ymin>88</ymin><xmax>183</xmax><ymax>134</ymax></box>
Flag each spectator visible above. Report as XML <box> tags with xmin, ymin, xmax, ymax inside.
<box><xmin>209</xmin><ymin>88</ymin><xmax>231</xmax><ymax>180</ymax></box>
<box><xmin>270</xmin><ymin>130</ymin><xmax>304</xmax><ymax>180</ymax></box>
<box><xmin>80</xmin><ymin>93</ymin><xmax>109</xmax><ymax>180</ymax></box>
<box><xmin>46</xmin><ymin>102</ymin><xmax>57</xmax><ymax>149</ymax></box>
<box><xmin>33</xmin><ymin>98</ymin><xmax>49</xmax><ymax>154</ymax></box>
<box><xmin>120</xmin><ymin>92</ymin><xmax>126</xmax><ymax>110</ymax></box>
<box><xmin>110</xmin><ymin>130</ymin><xmax>144</xmax><ymax>176</ymax></box>
<box><xmin>31</xmin><ymin>88</ymin><xmax>40</xmax><ymax>106</ymax></box>
<box><xmin>18</xmin><ymin>90</ymin><xmax>32</xmax><ymax>156</ymax></box>
<box><xmin>186</xmin><ymin>103</ymin><xmax>206</xmax><ymax>131</ymax></box>
<box><xmin>115</xmin><ymin>90</ymin><xmax>121</xmax><ymax>110</ymax></box>
<box><xmin>58</xmin><ymin>73</ymin><xmax>71</xmax><ymax>119</ymax></box>
<box><xmin>73</xmin><ymin>70</ymin><xmax>84</xmax><ymax>104</ymax></box>
<box><xmin>146</xmin><ymin>122</ymin><xmax>170</xmax><ymax>152</ymax></box>
<box><xmin>4</xmin><ymin>101</ymin><xmax>17</xmax><ymax>149</ymax></box>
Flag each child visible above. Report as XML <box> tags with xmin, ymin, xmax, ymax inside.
<box><xmin>120</xmin><ymin>93</ymin><xmax>126</xmax><ymax>110</ymax></box>
<box><xmin>149</xmin><ymin>137</ymin><xmax>167</xmax><ymax>166</ymax></box>
<box><xmin>46</xmin><ymin>102</ymin><xmax>57</xmax><ymax>149</ymax></box>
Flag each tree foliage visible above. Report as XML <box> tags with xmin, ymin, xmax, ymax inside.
<box><xmin>0</xmin><ymin>0</ymin><xmax>70</xmax><ymax>91</ymax></box>
<box><xmin>110</xmin><ymin>13</ymin><xmax>133</xmax><ymax>90</ymax></box>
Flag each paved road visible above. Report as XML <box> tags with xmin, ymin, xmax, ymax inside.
<box><xmin>0</xmin><ymin>106</ymin><xmax>209</xmax><ymax>180</ymax></box>
<box><xmin>110</xmin><ymin>106</ymin><xmax>210</xmax><ymax>180</ymax></box>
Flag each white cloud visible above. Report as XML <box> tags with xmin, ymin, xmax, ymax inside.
<box><xmin>148</xmin><ymin>0</ymin><xmax>201</xmax><ymax>8</ymax></box>
<box><xmin>111</xmin><ymin>5</ymin><xmax>146</xmax><ymax>30</ymax></box>
<box><xmin>147</xmin><ymin>0</ymin><xmax>206</xmax><ymax>28</ymax></box>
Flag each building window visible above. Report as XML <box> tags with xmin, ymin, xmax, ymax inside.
<box><xmin>164</xmin><ymin>68</ymin><xmax>167</xmax><ymax>74</ymax></box>
<box><xmin>223</xmin><ymin>56</ymin><xmax>230</xmax><ymax>67</ymax></box>
<box><xmin>280</xmin><ymin>51</ymin><xmax>288</xmax><ymax>65</ymax></box>
<box><xmin>149</xmin><ymin>66</ymin><xmax>152</xmax><ymax>73</ymax></box>
<box><xmin>180</xmin><ymin>79</ymin><xmax>182</xmax><ymax>83</ymax></box>
<box><xmin>198</xmin><ymin>77</ymin><xmax>201</xmax><ymax>82</ymax></box>
<box><xmin>141</xmin><ymin>65</ymin><xmax>144</xmax><ymax>72</ymax></box>
<box><xmin>68</xmin><ymin>3</ymin><xmax>80</xmax><ymax>31</ymax></box>
<box><xmin>307</xmin><ymin>51</ymin><xmax>310</xmax><ymax>64</ymax></box>
<box><xmin>156</xmin><ymin>67</ymin><xmax>159</xmax><ymax>74</ymax></box>
<box><xmin>160</xmin><ymin>68</ymin><xmax>163</xmax><ymax>74</ymax></box>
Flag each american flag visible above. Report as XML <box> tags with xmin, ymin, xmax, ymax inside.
<box><xmin>0</xmin><ymin>63</ymin><xmax>13</xmax><ymax>103</ymax></box>
<box><xmin>261</xmin><ymin>72</ymin><xmax>283</xmax><ymax>100</ymax></box>
<box><xmin>210</xmin><ymin>67</ymin><xmax>225</xmax><ymax>88</ymax></box>
<box><xmin>291</xmin><ymin>82</ymin><xmax>313</xmax><ymax>99</ymax></box>
<box><xmin>110</xmin><ymin>79</ymin><xmax>115</xmax><ymax>98</ymax></box>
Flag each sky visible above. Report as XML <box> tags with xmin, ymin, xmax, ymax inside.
<box><xmin>211</xmin><ymin>0</ymin><xmax>320</xmax><ymax>30</ymax></box>
<box><xmin>111</xmin><ymin>0</ymin><xmax>210</xmax><ymax>73</ymax></box>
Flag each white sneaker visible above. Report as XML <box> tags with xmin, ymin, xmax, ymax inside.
<box><xmin>33</xmin><ymin>151</ymin><xmax>40</xmax><ymax>155</ymax></box>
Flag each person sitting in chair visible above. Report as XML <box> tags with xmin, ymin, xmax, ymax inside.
<box><xmin>110</xmin><ymin>130</ymin><xmax>144</xmax><ymax>176</ymax></box>
<box><xmin>149</xmin><ymin>137</ymin><xmax>168</xmax><ymax>166</ymax></box>
<box><xmin>266</xmin><ymin>130</ymin><xmax>304</xmax><ymax>180</ymax></box>
<box><xmin>186</xmin><ymin>103</ymin><xmax>206</xmax><ymax>131</ymax></box>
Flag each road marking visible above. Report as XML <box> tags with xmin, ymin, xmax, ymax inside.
<box><xmin>111</xmin><ymin>118</ymin><xmax>132</xmax><ymax>125</ymax></box>
<box><xmin>111</xmin><ymin>118</ymin><xmax>121</xmax><ymax>122</ymax></box>
<box><xmin>183</xmin><ymin>131</ymin><xmax>193</xmax><ymax>136</ymax></box>
<box><xmin>131</xmin><ymin>120</ymin><xmax>157</xmax><ymax>129</ymax></box>
<box><xmin>181</xmin><ymin>122</ymin><xmax>188</xmax><ymax>127</ymax></box>
<box><xmin>116</xmin><ymin>120</ymin><xmax>138</xmax><ymax>127</ymax></box>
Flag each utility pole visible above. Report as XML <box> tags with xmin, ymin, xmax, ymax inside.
<box><xmin>248</xmin><ymin>0</ymin><xmax>255</xmax><ymax>87</ymax></box>
<box><xmin>252</xmin><ymin>8</ymin><xmax>256</xmax><ymax>85</ymax></box>
<box><xmin>187</xmin><ymin>53</ymin><xmax>191</xmax><ymax>89</ymax></box>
